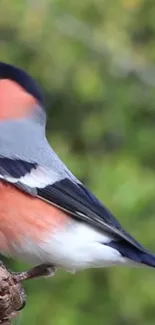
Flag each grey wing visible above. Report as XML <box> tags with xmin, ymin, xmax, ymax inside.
<box><xmin>0</xmin><ymin>135</ymin><xmax>145</xmax><ymax>251</ymax></box>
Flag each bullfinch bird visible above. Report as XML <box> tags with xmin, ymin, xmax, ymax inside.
<box><xmin>0</xmin><ymin>61</ymin><xmax>155</xmax><ymax>282</ymax></box>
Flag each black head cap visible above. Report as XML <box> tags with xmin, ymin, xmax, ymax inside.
<box><xmin>0</xmin><ymin>62</ymin><xmax>44</xmax><ymax>105</ymax></box>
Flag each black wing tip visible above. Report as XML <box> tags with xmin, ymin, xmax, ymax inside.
<box><xmin>106</xmin><ymin>239</ymin><xmax>155</xmax><ymax>267</ymax></box>
<box><xmin>0</xmin><ymin>62</ymin><xmax>44</xmax><ymax>106</ymax></box>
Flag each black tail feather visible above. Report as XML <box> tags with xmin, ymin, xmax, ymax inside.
<box><xmin>106</xmin><ymin>240</ymin><xmax>155</xmax><ymax>268</ymax></box>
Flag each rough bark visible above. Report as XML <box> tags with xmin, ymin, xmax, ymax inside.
<box><xmin>0</xmin><ymin>263</ymin><xmax>26</xmax><ymax>324</ymax></box>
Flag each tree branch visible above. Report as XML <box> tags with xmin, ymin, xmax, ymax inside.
<box><xmin>0</xmin><ymin>263</ymin><xmax>26</xmax><ymax>325</ymax></box>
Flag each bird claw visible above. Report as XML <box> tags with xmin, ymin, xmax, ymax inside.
<box><xmin>13</xmin><ymin>264</ymin><xmax>57</xmax><ymax>282</ymax></box>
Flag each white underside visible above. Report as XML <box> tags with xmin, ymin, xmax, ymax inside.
<box><xmin>11</xmin><ymin>220</ymin><xmax>128</xmax><ymax>271</ymax></box>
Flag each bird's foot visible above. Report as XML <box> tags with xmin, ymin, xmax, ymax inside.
<box><xmin>13</xmin><ymin>264</ymin><xmax>56</xmax><ymax>282</ymax></box>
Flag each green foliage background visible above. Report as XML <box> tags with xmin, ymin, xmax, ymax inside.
<box><xmin>1</xmin><ymin>0</ymin><xmax>155</xmax><ymax>324</ymax></box>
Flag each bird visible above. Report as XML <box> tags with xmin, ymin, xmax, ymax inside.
<box><xmin>0</xmin><ymin>61</ymin><xmax>155</xmax><ymax>282</ymax></box>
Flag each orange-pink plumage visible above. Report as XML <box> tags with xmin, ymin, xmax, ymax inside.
<box><xmin>0</xmin><ymin>79</ymin><xmax>37</xmax><ymax>120</ymax></box>
<box><xmin>0</xmin><ymin>181</ymin><xmax>69</xmax><ymax>256</ymax></box>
